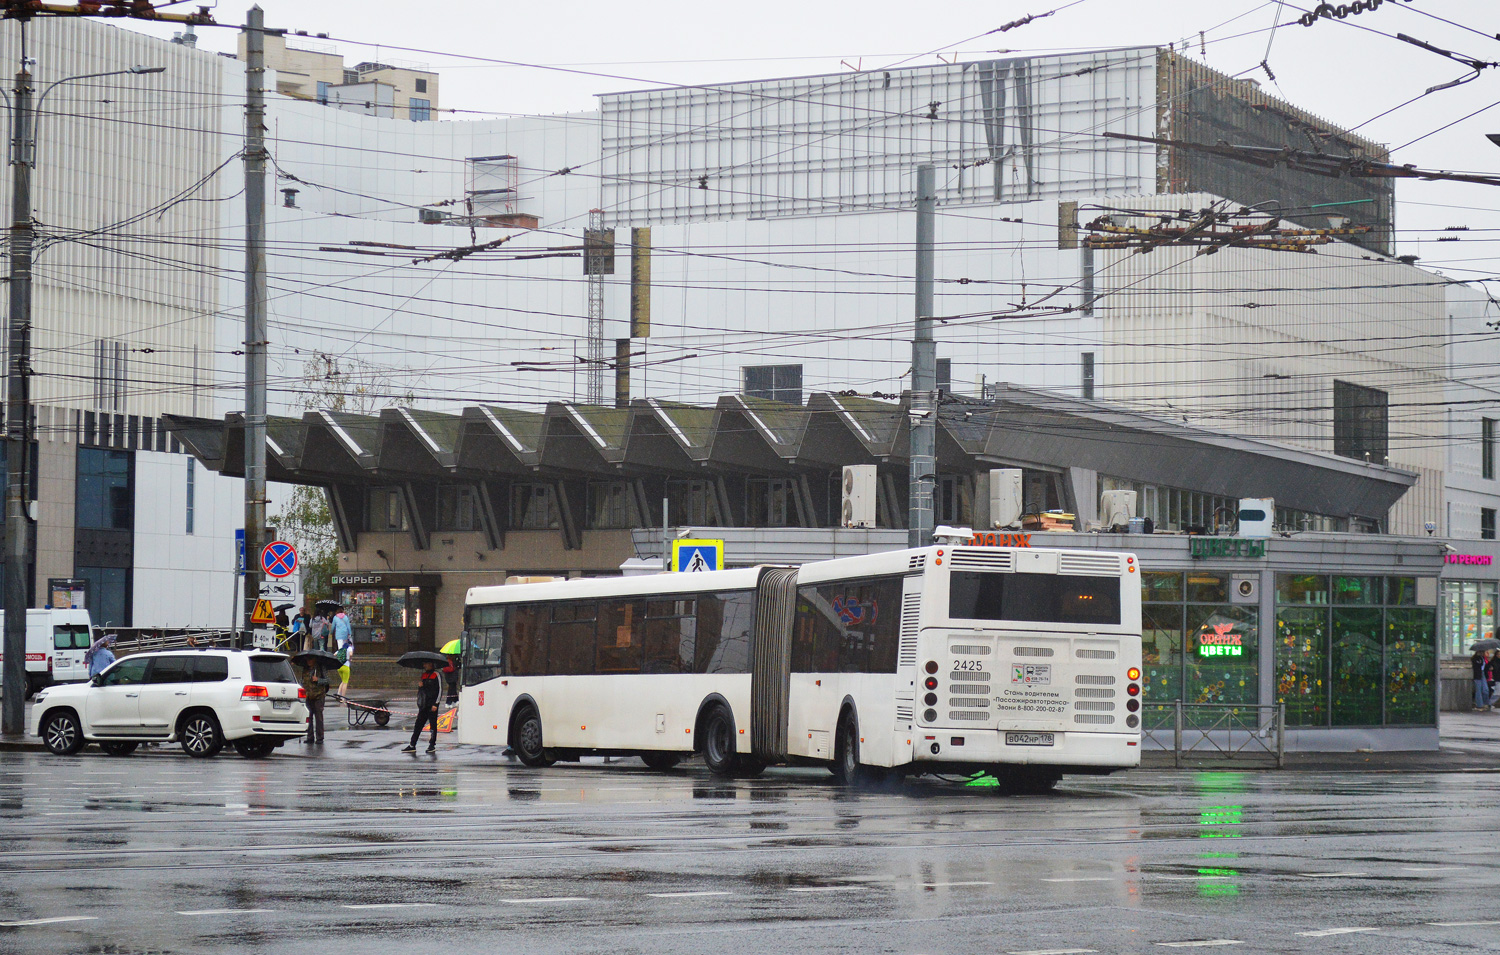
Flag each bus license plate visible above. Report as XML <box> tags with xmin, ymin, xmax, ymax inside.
<box><xmin>272</xmin><ymin>699</ymin><xmax>292</xmax><ymax>710</ymax></box>
<box><xmin>1006</xmin><ymin>732</ymin><xmax>1054</xmax><ymax>747</ymax></box>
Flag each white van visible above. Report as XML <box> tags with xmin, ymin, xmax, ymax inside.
<box><xmin>0</xmin><ymin>609</ymin><xmax>96</xmax><ymax>697</ymax></box>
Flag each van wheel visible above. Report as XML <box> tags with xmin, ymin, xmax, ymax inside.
<box><xmin>640</xmin><ymin>752</ymin><xmax>682</xmax><ymax>771</ymax></box>
<box><xmin>100</xmin><ymin>741</ymin><xmax>138</xmax><ymax>756</ymax></box>
<box><xmin>180</xmin><ymin>713</ymin><xmax>224</xmax><ymax>758</ymax></box>
<box><xmin>701</xmin><ymin>704</ymin><xmax>739</xmax><ymax>777</ymax></box>
<box><xmin>513</xmin><ymin>706</ymin><xmax>553</xmax><ymax>768</ymax></box>
<box><xmin>41</xmin><ymin>711</ymin><xmax>84</xmax><ymax>755</ymax></box>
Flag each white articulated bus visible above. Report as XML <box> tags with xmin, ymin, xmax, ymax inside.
<box><xmin>456</xmin><ymin>544</ymin><xmax>1142</xmax><ymax>790</ymax></box>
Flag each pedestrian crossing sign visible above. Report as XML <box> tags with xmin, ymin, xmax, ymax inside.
<box><xmin>671</xmin><ymin>538</ymin><xmax>724</xmax><ymax>573</ymax></box>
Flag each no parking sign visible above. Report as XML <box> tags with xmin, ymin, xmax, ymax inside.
<box><xmin>261</xmin><ymin>540</ymin><xmax>298</xmax><ymax>579</ymax></box>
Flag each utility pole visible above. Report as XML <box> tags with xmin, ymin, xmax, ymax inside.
<box><xmin>908</xmin><ymin>164</ymin><xmax>936</xmax><ymax>549</ymax></box>
<box><xmin>242</xmin><ymin>5</ymin><xmax>267</xmax><ymax>643</ymax></box>
<box><xmin>2</xmin><ymin>26</ymin><xmax>32</xmax><ymax>735</ymax></box>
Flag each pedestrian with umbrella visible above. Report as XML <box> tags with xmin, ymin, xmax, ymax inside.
<box><xmin>84</xmin><ymin>634</ymin><xmax>117</xmax><ymax>678</ymax></box>
<box><xmin>399</xmin><ymin>651</ymin><xmax>450</xmax><ymax>754</ymax></box>
<box><xmin>291</xmin><ymin>650</ymin><xmax>340</xmax><ymax>744</ymax></box>
<box><xmin>439</xmin><ymin>637</ymin><xmax>463</xmax><ymax>705</ymax></box>
<box><xmin>1472</xmin><ymin>641</ymin><xmax>1497</xmax><ymax>711</ymax></box>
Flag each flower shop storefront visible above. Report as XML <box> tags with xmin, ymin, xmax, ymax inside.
<box><xmin>1124</xmin><ymin>533</ymin><xmax>1442</xmax><ymax>751</ymax></box>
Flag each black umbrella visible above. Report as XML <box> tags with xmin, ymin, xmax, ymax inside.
<box><xmin>273</xmin><ymin>603</ymin><xmax>297</xmax><ymax>613</ymax></box>
<box><xmin>314</xmin><ymin>599</ymin><xmax>342</xmax><ymax>613</ymax></box>
<box><xmin>291</xmin><ymin>649</ymin><xmax>342</xmax><ymax>671</ymax></box>
<box><xmin>397</xmin><ymin>651</ymin><xmax>450</xmax><ymax>669</ymax></box>
<box><xmin>1471</xmin><ymin>638</ymin><xmax>1500</xmax><ymax>653</ymax></box>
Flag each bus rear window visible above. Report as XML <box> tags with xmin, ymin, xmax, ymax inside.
<box><xmin>950</xmin><ymin>572</ymin><xmax>1121</xmax><ymax>626</ymax></box>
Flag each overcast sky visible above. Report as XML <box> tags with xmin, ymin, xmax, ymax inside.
<box><xmin>121</xmin><ymin>1</ymin><xmax>1500</xmax><ymax>288</ymax></box>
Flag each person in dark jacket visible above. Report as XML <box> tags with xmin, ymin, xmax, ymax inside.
<box><xmin>403</xmin><ymin>661</ymin><xmax>442</xmax><ymax>753</ymax></box>
<box><xmin>1473</xmin><ymin>649</ymin><xmax>1494</xmax><ymax>712</ymax></box>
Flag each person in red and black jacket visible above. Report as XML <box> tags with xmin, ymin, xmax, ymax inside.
<box><xmin>403</xmin><ymin>662</ymin><xmax>443</xmax><ymax>753</ymax></box>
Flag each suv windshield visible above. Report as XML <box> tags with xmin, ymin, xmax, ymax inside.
<box><xmin>249</xmin><ymin>656</ymin><xmax>296</xmax><ymax>684</ymax></box>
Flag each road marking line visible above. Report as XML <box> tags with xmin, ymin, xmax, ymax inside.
<box><xmin>0</xmin><ymin>916</ymin><xmax>98</xmax><ymax>927</ymax></box>
<box><xmin>177</xmin><ymin>909</ymin><xmax>276</xmax><ymax>916</ymax></box>
<box><xmin>500</xmin><ymin>897</ymin><xmax>588</xmax><ymax>904</ymax></box>
<box><xmin>923</xmin><ymin>881</ymin><xmax>994</xmax><ymax>888</ymax></box>
<box><xmin>1007</xmin><ymin>949</ymin><xmax>1097</xmax><ymax>955</ymax></box>
<box><xmin>1155</xmin><ymin>942</ymin><xmax>1242</xmax><ymax>949</ymax></box>
<box><xmin>1402</xmin><ymin>866</ymin><xmax>1463</xmax><ymax>873</ymax></box>
<box><xmin>1430</xmin><ymin>919</ymin><xmax>1500</xmax><ymax>927</ymax></box>
<box><xmin>1040</xmin><ymin>877</ymin><xmax>1114</xmax><ymax>883</ymax></box>
<box><xmin>1297</xmin><ymin>872</ymin><xmax>1367</xmax><ymax>878</ymax></box>
<box><xmin>648</xmin><ymin>891</ymin><xmax>730</xmax><ymax>898</ymax></box>
<box><xmin>340</xmin><ymin>903</ymin><xmax>436</xmax><ymax>910</ymax></box>
<box><xmin>1296</xmin><ymin>928</ymin><xmax>1379</xmax><ymax>937</ymax></box>
<box><xmin>787</xmin><ymin>885</ymin><xmax>862</xmax><ymax>892</ymax></box>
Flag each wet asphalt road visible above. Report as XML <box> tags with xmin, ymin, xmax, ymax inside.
<box><xmin>1</xmin><ymin>746</ymin><xmax>1497</xmax><ymax>955</ymax></box>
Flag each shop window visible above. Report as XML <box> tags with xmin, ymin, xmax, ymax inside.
<box><xmin>1275</xmin><ymin>607</ymin><xmax>1326</xmax><ymax>727</ymax></box>
<box><xmin>1333</xmin><ymin>380</ymin><xmax>1388</xmax><ymax>462</ymax></box>
<box><xmin>587</xmin><ymin>481</ymin><xmax>634</xmax><ymax>529</ymax></box>
<box><xmin>743</xmin><ymin>364</ymin><xmax>802</xmax><ymax>404</ymax></box>
<box><xmin>1185</xmin><ymin>605</ymin><xmax>1258</xmax><ymax>715</ymax></box>
<box><xmin>1484</xmin><ymin>508</ymin><xmax>1497</xmax><ymax>541</ymax></box>
<box><xmin>435</xmin><ymin>485</ymin><xmax>477</xmax><ymax>531</ymax></box>
<box><xmin>1330</xmin><ymin>607</ymin><xmax>1382</xmax><ymax>726</ymax></box>
<box><xmin>1140</xmin><ymin>604</ymin><xmax>1183</xmax><ymax>725</ymax></box>
<box><xmin>511</xmin><ymin>484</ymin><xmax>559</xmax><ymax>530</ymax></box>
<box><xmin>1275</xmin><ymin>573</ymin><xmax>1437</xmax><ymax>728</ymax></box>
<box><xmin>1185</xmin><ymin>573</ymin><xmax>1228</xmax><ymax>604</ymax></box>
<box><xmin>1142</xmin><ymin>571</ymin><xmax>1183</xmax><ymax>603</ymax></box>
<box><xmin>746</xmin><ymin>477</ymin><xmax>799</xmax><ymax>527</ymax></box>
<box><xmin>1443</xmin><ymin>580</ymin><xmax>1497</xmax><ymax>657</ymax></box>
<box><xmin>1385</xmin><ymin>609</ymin><xmax>1436</xmax><ymax>724</ymax></box>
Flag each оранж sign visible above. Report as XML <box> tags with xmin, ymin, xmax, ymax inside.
<box><xmin>1190</xmin><ymin>538</ymin><xmax>1267</xmax><ymax>560</ymax></box>
<box><xmin>671</xmin><ymin>539</ymin><xmax>724</xmax><ymax>573</ymax></box>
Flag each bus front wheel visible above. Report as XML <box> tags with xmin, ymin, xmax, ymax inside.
<box><xmin>640</xmin><ymin>752</ymin><xmax>682</xmax><ymax>772</ymax></box>
<box><xmin>514</xmin><ymin>707</ymin><xmax>554</xmax><ymax>768</ymax></box>
<box><xmin>701</xmin><ymin>704</ymin><xmax>739</xmax><ymax>777</ymax></box>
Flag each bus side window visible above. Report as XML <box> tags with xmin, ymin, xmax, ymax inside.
<box><xmin>696</xmin><ymin>591</ymin><xmax>754</xmax><ymax>674</ymax></box>
<box><xmin>867</xmin><ymin>577</ymin><xmax>902</xmax><ymax>673</ymax></box>
<box><xmin>597</xmin><ymin>600</ymin><xmax>644</xmax><ymax>673</ymax></box>
<box><xmin>643</xmin><ymin>599</ymin><xmax>694</xmax><ymax>673</ymax></box>
<box><xmin>549</xmin><ymin>602</ymin><xmax>598</xmax><ymax>675</ymax></box>
<box><xmin>506</xmin><ymin>604</ymin><xmax>549</xmax><ymax>676</ymax></box>
<box><xmin>793</xmin><ymin>586</ymin><xmax>840</xmax><ymax>673</ymax></box>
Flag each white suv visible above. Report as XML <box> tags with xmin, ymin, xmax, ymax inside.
<box><xmin>31</xmin><ymin>648</ymin><xmax>309</xmax><ymax>759</ymax></box>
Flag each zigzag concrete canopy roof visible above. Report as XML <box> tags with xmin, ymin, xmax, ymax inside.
<box><xmin>165</xmin><ymin>384</ymin><xmax>1417</xmax><ymax>521</ymax></box>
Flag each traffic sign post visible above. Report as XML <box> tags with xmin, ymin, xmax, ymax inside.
<box><xmin>671</xmin><ymin>538</ymin><xmax>724</xmax><ymax>573</ymax></box>
<box><xmin>261</xmin><ymin>541</ymin><xmax>298</xmax><ymax>579</ymax></box>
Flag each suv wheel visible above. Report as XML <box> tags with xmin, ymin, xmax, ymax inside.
<box><xmin>180</xmin><ymin>712</ymin><xmax>224</xmax><ymax>758</ymax></box>
<box><xmin>41</xmin><ymin>711</ymin><xmax>84</xmax><ymax>755</ymax></box>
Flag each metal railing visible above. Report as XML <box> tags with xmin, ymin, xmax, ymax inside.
<box><xmin>1140</xmin><ymin>702</ymin><xmax>1286</xmax><ymax>768</ymax></box>
<box><xmin>111</xmin><ymin>629</ymin><xmax>238</xmax><ymax>655</ymax></box>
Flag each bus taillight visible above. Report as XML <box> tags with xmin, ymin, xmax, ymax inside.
<box><xmin>1126</xmin><ymin>683</ymin><xmax>1140</xmax><ymax>696</ymax></box>
<box><xmin>925</xmin><ymin>661</ymin><xmax>939</xmax><ymax>674</ymax></box>
<box><xmin>924</xmin><ymin>676</ymin><xmax>938</xmax><ymax>691</ymax></box>
<box><xmin>1127</xmin><ymin>667</ymin><xmax>1140</xmax><ymax>681</ymax></box>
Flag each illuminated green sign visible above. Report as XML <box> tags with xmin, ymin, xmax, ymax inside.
<box><xmin>1190</xmin><ymin>538</ymin><xmax>1267</xmax><ymax>560</ymax></box>
<box><xmin>1199</xmin><ymin>644</ymin><xmax>1243</xmax><ymax>657</ymax></box>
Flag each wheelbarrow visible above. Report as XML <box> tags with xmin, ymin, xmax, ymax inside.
<box><xmin>343</xmin><ymin>697</ymin><xmax>391</xmax><ymax>728</ymax></box>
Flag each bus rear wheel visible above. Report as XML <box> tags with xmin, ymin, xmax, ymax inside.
<box><xmin>514</xmin><ymin>707</ymin><xmax>554</xmax><ymax>768</ymax></box>
<box><xmin>701</xmin><ymin>704</ymin><xmax>739</xmax><ymax>777</ymax></box>
<box><xmin>833</xmin><ymin>713</ymin><xmax>863</xmax><ymax>786</ymax></box>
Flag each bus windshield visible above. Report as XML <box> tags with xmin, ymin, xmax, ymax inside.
<box><xmin>949</xmin><ymin>571</ymin><xmax>1121</xmax><ymax>626</ymax></box>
